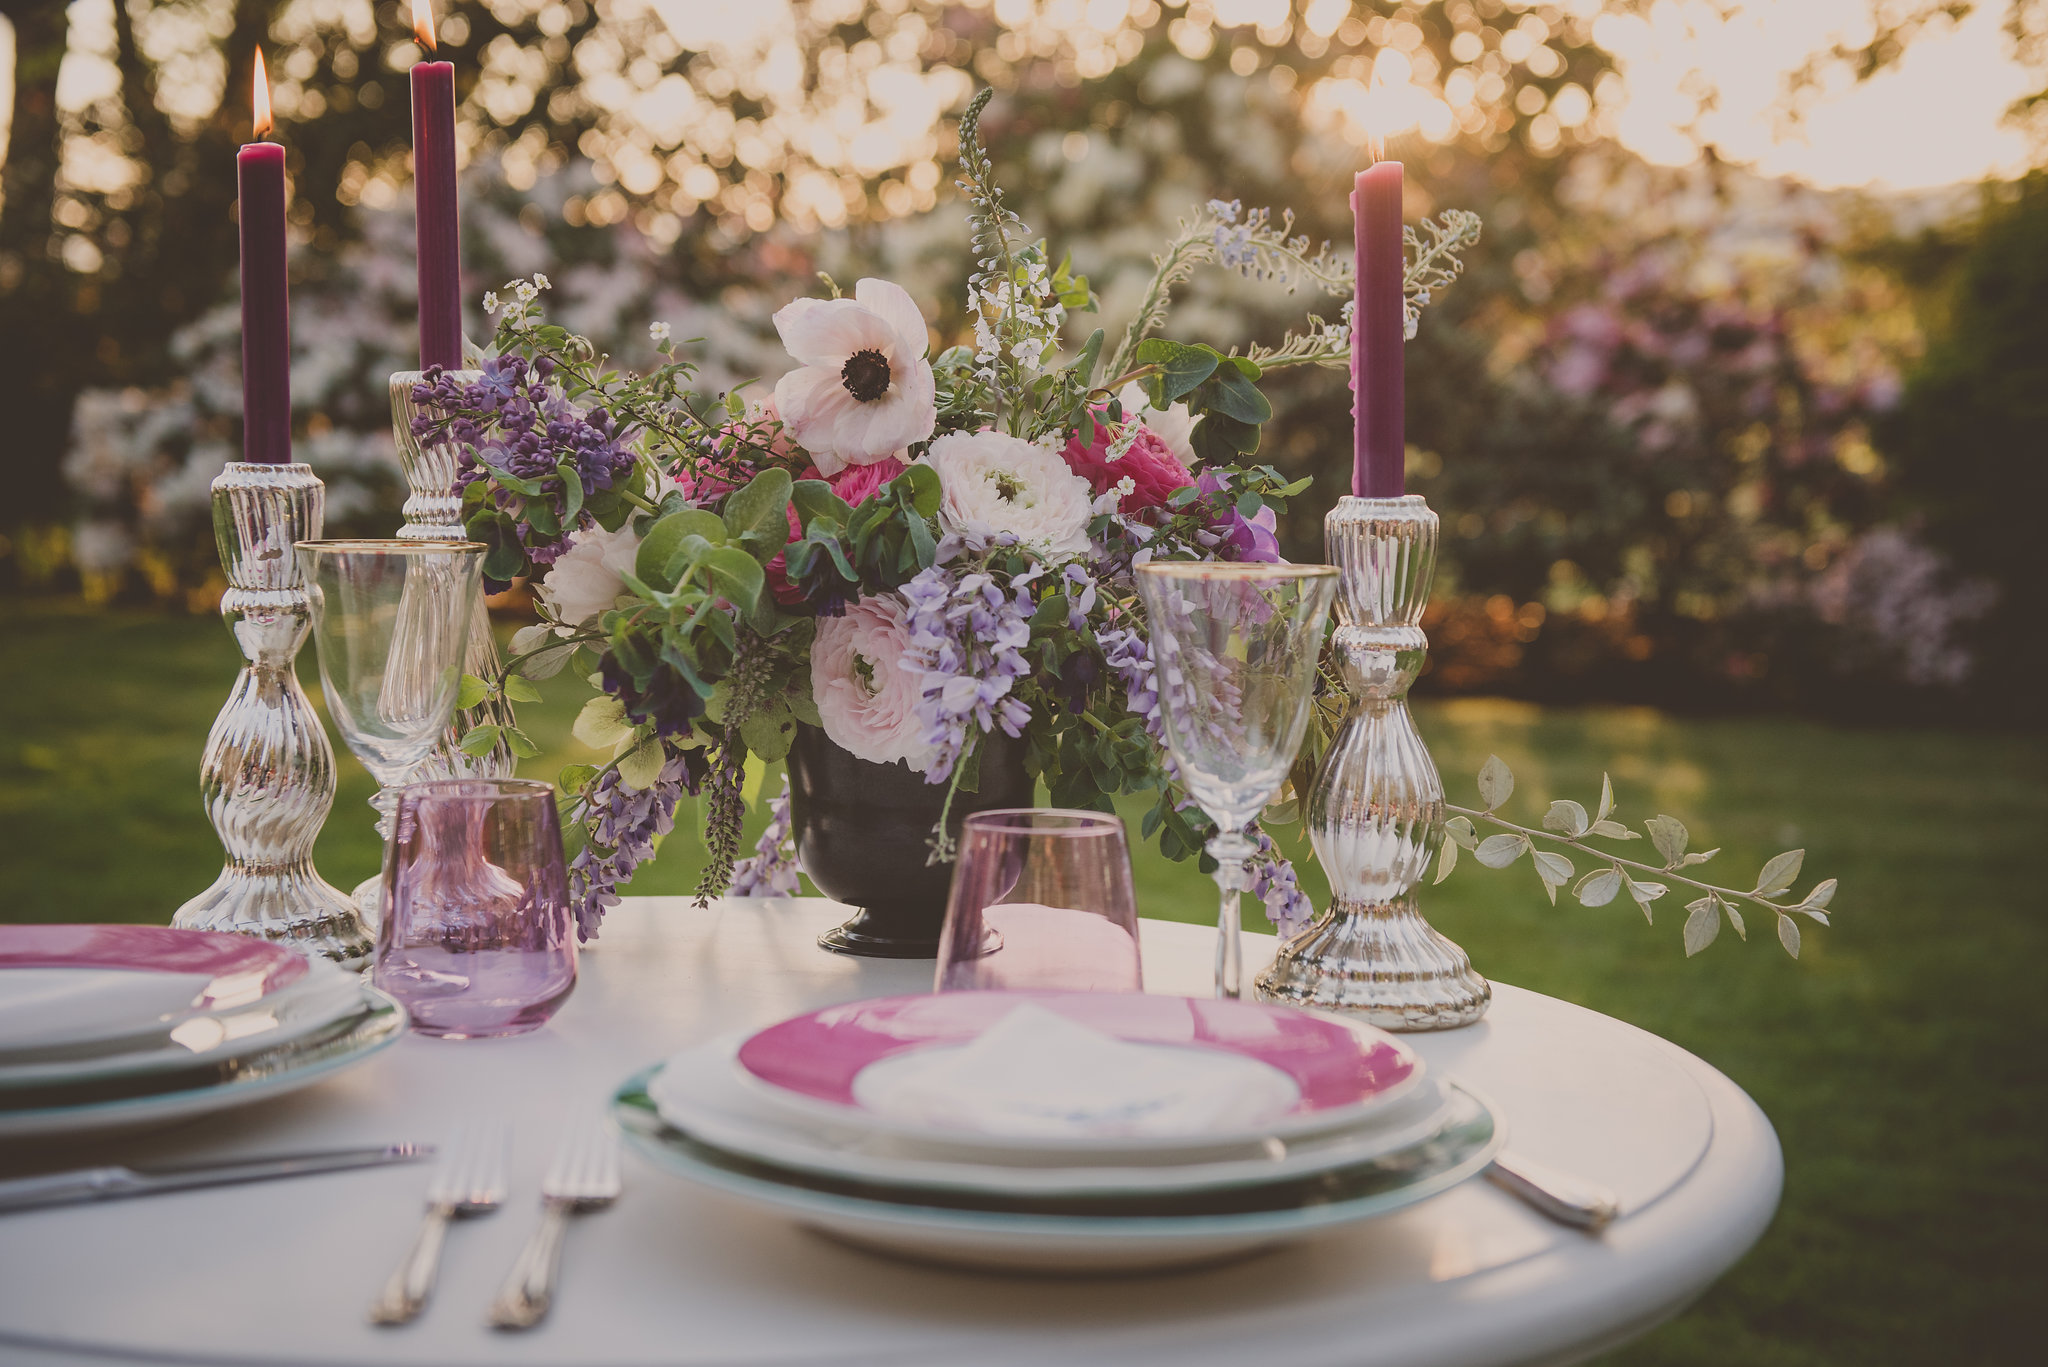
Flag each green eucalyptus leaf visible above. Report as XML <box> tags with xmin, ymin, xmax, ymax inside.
<box><xmin>1444</xmin><ymin>815</ymin><xmax>1480</xmax><ymax>849</ymax></box>
<box><xmin>1777</xmin><ymin>913</ymin><xmax>1801</xmax><ymax>959</ymax></box>
<box><xmin>517</xmin><ymin>641</ymin><xmax>577</xmax><ymax>681</ymax></box>
<box><xmin>1134</xmin><ymin>338</ymin><xmax>1220</xmax><ymax>403</ymax></box>
<box><xmin>465</xmin><ymin>509</ymin><xmax>527</xmax><ymax>581</ymax></box>
<box><xmin>1544</xmin><ymin>799</ymin><xmax>1589</xmax><ymax>837</ymax></box>
<box><xmin>1433</xmin><ymin>837</ymin><xmax>1458</xmax><ymax>884</ymax></box>
<box><xmin>1724</xmin><ymin>900</ymin><xmax>1747</xmax><ymax>939</ymax></box>
<box><xmin>1474</xmin><ymin>833</ymin><xmax>1528</xmax><ymax>868</ymax></box>
<box><xmin>1575</xmin><ymin>867</ymin><xmax>1622</xmax><ymax>907</ymax></box>
<box><xmin>790</xmin><ymin>480</ymin><xmax>855</xmax><ymax>530</ymax></box>
<box><xmin>1595</xmin><ymin>773</ymin><xmax>1616</xmax><ymax>823</ymax></box>
<box><xmin>1644</xmin><ymin>814</ymin><xmax>1689</xmax><ymax>866</ymax></box>
<box><xmin>1588</xmin><ymin>819</ymin><xmax>1640</xmax><ymax>840</ymax></box>
<box><xmin>1204</xmin><ymin>363</ymin><xmax>1273</xmax><ymax>424</ymax></box>
<box><xmin>1801</xmin><ymin>877</ymin><xmax>1839</xmax><ymax>910</ymax></box>
<box><xmin>1476</xmin><ymin>755</ymin><xmax>1514</xmax><ymax>812</ymax></box>
<box><xmin>723</xmin><ymin>468</ymin><xmax>794</xmax><ymax>562</ymax></box>
<box><xmin>1684</xmin><ymin>896</ymin><xmax>1721</xmax><ymax>957</ymax></box>
<box><xmin>636</xmin><ymin>508</ymin><xmax>726</xmax><ymax>589</ymax></box>
<box><xmin>1753</xmin><ymin>849</ymin><xmax>1806</xmax><ymax>897</ymax></box>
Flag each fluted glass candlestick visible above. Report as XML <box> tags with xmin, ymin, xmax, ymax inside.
<box><xmin>350</xmin><ymin>372</ymin><xmax>515</xmax><ymax>922</ymax></box>
<box><xmin>173</xmin><ymin>463</ymin><xmax>370</xmax><ymax>967</ymax></box>
<box><xmin>1254</xmin><ymin>495</ymin><xmax>1490</xmax><ymax>1030</ymax></box>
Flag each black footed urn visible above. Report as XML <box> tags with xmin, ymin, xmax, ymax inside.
<box><xmin>786</xmin><ymin>723</ymin><xmax>1035</xmax><ymax>958</ymax></box>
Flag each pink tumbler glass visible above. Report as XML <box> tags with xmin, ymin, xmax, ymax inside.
<box><xmin>375</xmin><ymin>779</ymin><xmax>576</xmax><ymax>1039</ymax></box>
<box><xmin>935</xmin><ymin>809</ymin><xmax>1143</xmax><ymax>993</ymax></box>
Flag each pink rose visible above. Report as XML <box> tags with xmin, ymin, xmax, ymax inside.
<box><xmin>811</xmin><ymin>594</ymin><xmax>935</xmax><ymax>769</ymax></box>
<box><xmin>805</xmin><ymin>455</ymin><xmax>908</xmax><ymax>506</ymax></box>
<box><xmin>1059</xmin><ymin>419</ymin><xmax>1195</xmax><ymax>514</ymax></box>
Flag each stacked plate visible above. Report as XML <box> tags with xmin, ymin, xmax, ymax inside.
<box><xmin>0</xmin><ymin>925</ymin><xmax>404</xmax><ymax>1141</ymax></box>
<box><xmin>614</xmin><ymin>991</ymin><xmax>1504</xmax><ymax>1272</ymax></box>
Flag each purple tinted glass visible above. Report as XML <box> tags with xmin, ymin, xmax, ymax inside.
<box><xmin>375</xmin><ymin>779</ymin><xmax>576</xmax><ymax>1039</ymax></box>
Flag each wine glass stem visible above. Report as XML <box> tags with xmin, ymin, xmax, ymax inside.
<box><xmin>1206</xmin><ymin>831</ymin><xmax>1257</xmax><ymax>1000</ymax></box>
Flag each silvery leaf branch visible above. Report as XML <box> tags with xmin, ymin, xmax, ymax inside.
<box><xmin>1435</xmin><ymin>756</ymin><xmax>1838</xmax><ymax>961</ymax></box>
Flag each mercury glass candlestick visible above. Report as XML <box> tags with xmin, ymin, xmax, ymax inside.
<box><xmin>349</xmin><ymin>371</ymin><xmax>516</xmax><ymax>923</ymax></box>
<box><xmin>1254</xmin><ymin>495</ymin><xmax>1491</xmax><ymax>1030</ymax></box>
<box><xmin>173</xmin><ymin>463</ymin><xmax>370</xmax><ymax>967</ymax></box>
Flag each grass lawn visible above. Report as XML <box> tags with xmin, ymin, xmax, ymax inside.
<box><xmin>1</xmin><ymin>602</ymin><xmax>2040</xmax><ymax>1363</ymax></box>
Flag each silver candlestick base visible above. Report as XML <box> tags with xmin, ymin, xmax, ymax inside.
<box><xmin>173</xmin><ymin>463</ymin><xmax>370</xmax><ymax>968</ymax></box>
<box><xmin>1255</xmin><ymin>495</ymin><xmax>1491</xmax><ymax>1030</ymax></box>
<box><xmin>348</xmin><ymin>372</ymin><xmax>516</xmax><ymax>923</ymax></box>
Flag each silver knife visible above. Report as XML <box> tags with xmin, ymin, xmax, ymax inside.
<box><xmin>0</xmin><ymin>1144</ymin><xmax>434</xmax><ymax>1214</ymax></box>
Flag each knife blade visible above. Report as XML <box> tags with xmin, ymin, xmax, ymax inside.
<box><xmin>0</xmin><ymin>1143</ymin><xmax>435</xmax><ymax>1214</ymax></box>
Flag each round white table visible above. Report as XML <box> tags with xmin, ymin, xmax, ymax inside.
<box><xmin>0</xmin><ymin>898</ymin><xmax>1781</xmax><ymax>1367</ymax></box>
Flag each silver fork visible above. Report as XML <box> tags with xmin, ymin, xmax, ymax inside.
<box><xmin>369</xmin><ymin>1122</ymin><xmax>507</xmax><ymax>1325</ymax></box>
<box><xmin>488</xmin><ymin>1122</ymin><xmax>621</xmax><ymax>1330</ymax></box>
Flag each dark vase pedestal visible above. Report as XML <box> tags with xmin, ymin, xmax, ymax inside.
<box><xmin>787</xmin><ymin>723</ymin><xmax>1035</xmax><ymax>959</ymax></box>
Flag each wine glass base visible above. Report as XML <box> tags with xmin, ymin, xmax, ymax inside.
<box><xmin>172</xmin><ymin>866</ymin><xmax>373</xmax><ymax>971</ymax></box>
<box><xmin>1254</xmin><ymin>897</ymin><xmax>1491</xmax><ymax>1031</ymax></box>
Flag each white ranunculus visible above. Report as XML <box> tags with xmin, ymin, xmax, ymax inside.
<box><xmin>1117</xmin><ymin>383</ymin><xmax>1198</xmax><ymax>468</ymax></box>
<box><xmin>771</xmin><ymin>278</ymin><xmax>937</xmax><ymax>476</ymax></box>
<box><xmin>539</xmin><ymin>522</ymin><xmax>642</xmax><ymax>627</ymax></box>
<box><xmin>921</xmin><ymin>430</ymin><xmax>1095</xmax><ymax>558</ymax></box>
<box><xmin>811</xmin><ymin>594</ymin><xmax>936</xmax><ymax>770</ymax></box>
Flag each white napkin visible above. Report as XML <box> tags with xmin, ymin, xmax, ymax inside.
<box><xmin>849</xmin><ymin>1004</ymin><xmax>1299</xmax><ymax>1140</ymax></box>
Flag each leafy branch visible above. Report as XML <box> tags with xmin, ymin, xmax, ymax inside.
<box><xmin>1436</xmin><ymin>756</ymin><xmax>1838</xmax><ymax>960</ymax></box>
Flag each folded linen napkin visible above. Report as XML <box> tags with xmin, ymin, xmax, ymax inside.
<box><xmin>849</xmin><ymin>1003</ymin><xmax>1300</xmax><ymax>1140</ymax></box>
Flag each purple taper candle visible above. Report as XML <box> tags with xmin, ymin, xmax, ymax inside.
<box><xmin>237</xmin><ymin>49</ymin><xmax>290</xmax><ymax>465</ymax></box>
<box><xmin>1351</xmin><ymin>155</ymin><xmax>1405</xmax><ymax>498</ymax></box>
<box><xmin>410</xmin><ymin>0</ymin><xmax>462</xmax><ymax>371</ymax></box>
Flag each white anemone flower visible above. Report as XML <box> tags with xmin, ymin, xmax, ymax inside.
<box><xmin>771</xmin><ymin>279</ymin><xmax>937</xmax><ymax>475</ymax></box>
<box><xmin>921</xmin><ymin>430</ymin><xmax>1095</xmax><ymax>558</ymax></box>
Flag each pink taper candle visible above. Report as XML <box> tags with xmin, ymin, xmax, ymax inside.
<box><xmin>410</xmin><ymin>0</ymin><xmax>462</xmax><ymax>372</ymax></box>
<box><xmin>1351</xmin><ymin>156</ymin><xmax>1405</xmax><ymax>498</ymax></box>
<box><xmin>237</xmin><ymin>49</ymin><xmax>290</xmax><ymax>465</ymax></box>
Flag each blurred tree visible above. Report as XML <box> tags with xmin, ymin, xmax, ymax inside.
<box><xmin>1876</xmin><ymin>172</ymin><xmax>2048</xmax><ymax>710</ymax></box>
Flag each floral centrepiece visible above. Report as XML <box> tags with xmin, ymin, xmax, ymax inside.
<box><xmin>418</xmin><ymin>89</ymin><xmax>1485</xmax><ymax>940</ymax></box>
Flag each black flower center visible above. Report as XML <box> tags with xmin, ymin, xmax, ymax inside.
<box><xmin>840</xmin><ymin>349</ymin><xmax>893</xmax><ymax>403</ymax></box>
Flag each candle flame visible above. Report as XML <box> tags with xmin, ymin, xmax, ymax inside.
<box><xmin>412</xmin><ymin>0</ymin><xmax>436</xmax><ymax>51</ymax></box>
<box><xmin>251</xmin><ymin>47</ymin><xmax>272</xmax><ymax>138</ymax></box>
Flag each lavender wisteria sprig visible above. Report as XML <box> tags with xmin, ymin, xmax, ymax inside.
<box><xmin>566</xmin><ymin>744</ymin><xmax>702</xmax><ymax>941</ymax></box>
<box><xmin>729</xmin><ymin>776</ymin><xmax>800</xmax><ymax>898</ymax></box>
<box><xmin>1435</xmin><ymin>757</ymin><xmax>1840</xmax><ymax>959</ymax></box>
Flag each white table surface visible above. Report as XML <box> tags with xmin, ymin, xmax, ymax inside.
<box><xmin>0</xmin><ymin>898</ymin><xmax>1781</xmax><ymax>1367</ymax></box>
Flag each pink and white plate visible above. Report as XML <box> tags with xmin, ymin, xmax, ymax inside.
<box><xmin>0</xmin><ymin>924</ymin><xmax>395</xmax><ymax>1115</ymax></box>
<box><xmin>733</xmin><ymin>990</ymin><xmax>1424</xmax><ymax>1153</ymax></box>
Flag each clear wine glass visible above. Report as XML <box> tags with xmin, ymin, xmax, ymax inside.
<box><xmin>1134</xmin><ymin>562</ymin><xmax>1338</xmax><ymax>999</ymax></box>
<box><xmin>935</xmin><ymin>809</ymin><xmax>1143</xmax><ymax>994</ymax></box>
<box><xmin>296</xmin><ymin>539</ymin><xmax>487</xmax><ymax>914</ymax></box>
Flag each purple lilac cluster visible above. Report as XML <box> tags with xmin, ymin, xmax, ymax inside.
<box><xmin>728</xmin><ymin>777</ymin><xmax>801</xmax><ymax>897</ymax></box>
<box><xmin>412</xmin><ymin>357</ymin><xmax>636</xmax><ymax>568</ymax></box>
<box><xmin>900</xmin><ymin>564</ymin><xmax>1036</xmax><ymax>785</ymax></box>
<box><xmin>566</xmin><ymin>748</ymin><xmax>701</xmax><ymax>941</ymax></box>
<box><xmin>1249</xmin><ymin>825</ymin><xmax>1315</xmax><ymax>939</ymax></box>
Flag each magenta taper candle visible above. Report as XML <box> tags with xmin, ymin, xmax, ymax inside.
<box><xmin>410</xmin><ymin>0</ymin><xmax>462</xmax><ymax>371</ymax></box>
<box><xmin>1351</xmin><ymin>158</ymin><xmax>1405</xmax><ymax>498</ymax></box>
<box><xmin>237</xmin><ymin>50</ymin><xmax>290</xmax><ymax>465</ymax></box>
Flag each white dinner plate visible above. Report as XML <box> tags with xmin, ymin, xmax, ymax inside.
<box><xmin>0</xmin><ymin>979</ymin><xmax>406</xmax><ymax>1142</ymax></box>
<box><xmin>651</xmin><ymin>1033</ymin><xmax>1459</xmax><ymax>1197</ymax></box>
<box><xmin>615</xmin><ymin>1065</ymin><xmax>1503</xmax><ymax>1273</ymax></box>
